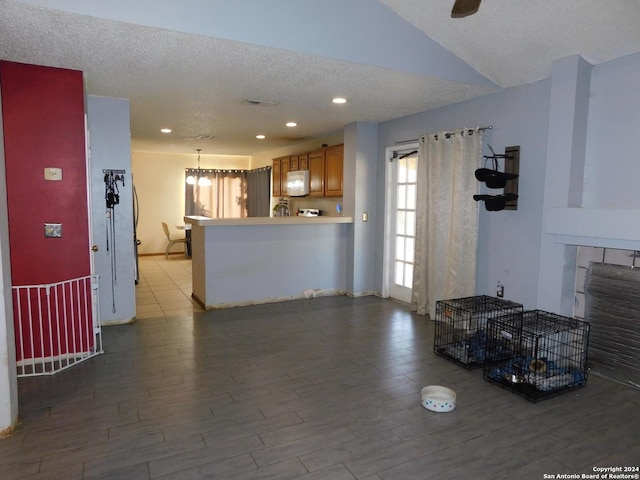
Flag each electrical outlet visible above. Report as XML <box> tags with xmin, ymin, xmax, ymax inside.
<box><xmin>362</xmin><ymin>212</ymin><xmax>368</xmax><ymax>222</ymax></box>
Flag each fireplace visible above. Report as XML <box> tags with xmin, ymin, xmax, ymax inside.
<box><xmin>575</xmin><ymin>246</ymin><xmax>640</xmax><ymax>388</ymax></box>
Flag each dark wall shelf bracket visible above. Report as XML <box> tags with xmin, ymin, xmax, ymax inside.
<box><xmin>503</xmin><ymin>146</ymin><xmax>520</xmax><ymax>210</ymax></box>
<box><xmin>473</xmin><ymin>145</ymin><xmax>520</xmax><ymax>212</ymax></box>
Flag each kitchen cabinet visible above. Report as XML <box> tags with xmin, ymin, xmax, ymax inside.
<box><xmin>324</xmin><ymin>145</ymin><xmax>343</xmax><ymax>197</ymax></box>
<box><xmin>308</xmin><ymin>145</ymin><xmax>343</xmax><ymax>197</ymax></box>
<box><xmin>289</xmin><ymin>153</ymin><xmax>309</xmax><ymax>172</ymax></box>
<box><xmin>272</xmin><ymin>158</ymin><xmax>281</xmax><ymax>197</ymax></box>
<box><xmin>272</xmin><ymin>156</ymin><xmax>290</xmax><ymax>196</ymax></box>
<box><xmin>272</xmin><ymin>145</ymin><xmax>342</xmax><ymax>197</ymax></box>
<box><xmin>281</xmin><ymin>157</ymin><xmax>290</xmax><ymax>196</ymax></box>
<box><xmin>299</xmin><ymin>153</ymin><xmax>308</xmax><ymax>171</ymax></box>
<box><xmin>308</xmin><ymin>151</ymin><xmax>325</xmax><ymax>196</ymax></box>
<box><xmin>291</xmin><ymin>153</ymin><xmax>308</xmax><ymax>172</ymax></box>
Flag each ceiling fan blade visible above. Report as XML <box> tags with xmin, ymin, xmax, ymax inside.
<box><xmin>451</xmin><ymin>0</ymin><xmax>481</xmax><ymax>18</ymax></box>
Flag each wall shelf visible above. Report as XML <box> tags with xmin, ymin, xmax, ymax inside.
<box><xmin>503</xmin><ymin>145</ymin><xmax>520</xmax><ymax>210</ymax></box>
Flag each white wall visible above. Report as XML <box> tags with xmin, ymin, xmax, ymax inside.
<box><xmin>132</xmin><ymin>151</ymin><xmax>250</xmax><ymax>254</ymax></box>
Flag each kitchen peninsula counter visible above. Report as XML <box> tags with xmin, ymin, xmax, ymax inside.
<box><xmin>186</xmin><ymin>215</ymin><xmax>353</xmax><ymax>226</ymax></box>
<box><xmin>185</xmin><ymin>215</ymin><xmax>353</xmax><ymax>309</ymax></box>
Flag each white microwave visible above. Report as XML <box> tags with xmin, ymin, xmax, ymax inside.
<box><xmin>286</xmin><ymin>170</ymin><xmax>309</xmax><ymax>196</ymax></box>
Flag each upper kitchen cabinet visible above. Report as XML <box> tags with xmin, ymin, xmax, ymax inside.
<box><xmin>298</xmin><ymin>153</ymin><xmax>309</xmax><ymax>171</ymax></box>
<box><xmin>290</xmin><ymin>154</ymin><xmax>301</xmax><ymax>171</ymax></box>
<box><xmin>308</xmin><ymin>150</ymin><xmax>325</xmax><ymax>197</ymax></box>
<box><xmin>324</xmin><ymin>145</ymin><xmax>343</xmax><ymax>197</ymax></box>
<box><xmin>290</xmin><ymin>153</ymin><xmax>309</xmax><ymax>171</ymax></box>
<box><xmin>272</xmin><ymin>155</ymin><xmax>290</xmax><ymax>196</ymax></box>
<box><xmin>272</xmin><ymin>157</ymin><xmax>281</xmax><ymax>196</ymax></box>
<box><xmin>309</xmin><ymin>144</ymin><xmax>344</xmax><ymax>197</ymax></box>
<box><xmin>273</xmin><ymin>145</ymin><xmax>342</xmax><ymax>198</ymax></box>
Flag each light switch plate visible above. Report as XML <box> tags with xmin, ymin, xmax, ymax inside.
<box><xmin>44</xmin><ymin>223</ymin><xmax>62</xmax><ymax>238</ymax></box>
<box><xmin>44</xmin><ymin>167</ymin><xmax>62</xmax><ymax>181</ymax></box>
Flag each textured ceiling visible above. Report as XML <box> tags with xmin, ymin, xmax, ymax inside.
<box><xmin>1</xmin><ymin>0</ymin><xmax>639</xmax><ymax>156</ymax></box>
<box><xmin>379</xmin><ymin>0</ymin><xmax>640</xmax><ymax>88</ymax></box>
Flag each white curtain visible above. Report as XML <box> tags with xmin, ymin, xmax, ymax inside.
<box><xmin>185</xmin><ymin>170</ymin><xmax>247</xmax><ymax>218</ymax></box>
<box><xmin>412</xmin><ymin>128</ymin><xmax>483</xmax><ymax>317</ymax></box>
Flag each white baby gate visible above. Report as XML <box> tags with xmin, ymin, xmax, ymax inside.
<box><xmin>12</xmin><ymin>274</ymin><xmax>103</xmax><ymax>376</ymax></box>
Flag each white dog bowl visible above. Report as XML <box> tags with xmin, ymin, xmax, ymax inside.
<box><xmin>421</xmin><ymin>385</ymin><xmax>456</xmax><ymax>412</ymax></box>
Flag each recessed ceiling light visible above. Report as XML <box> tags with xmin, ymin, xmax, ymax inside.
<box><xmin>160</xmin><ymin>128</ymin><xmax>172</xmax><ymax>133</ymax></box>
<box><xmin>256</xmin><ymin>134</ymin><xmax>266</xmax><ymax>139</ymax></box>
<box><xmin>332</xmin><ymin>97</ymin><xmax>347</xmax><ymax>104</ymax></box>
<box><xmin>286</xmin><ymin>122</ymin><xmax>297</xmax><ymax>127</ymax></box>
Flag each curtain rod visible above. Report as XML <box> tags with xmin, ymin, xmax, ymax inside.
<box><xmin>395</xmin><ymin>125</ymin><xmax>492</xmax><ymax>145</ymax></box>
<box><xmin>185</xmin><ymin>166</ymin><xmax>271</xmax><ymax>174</ymax></box>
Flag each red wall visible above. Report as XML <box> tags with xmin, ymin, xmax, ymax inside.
<box><xmin>1</xmin><ymin>61</ymin><xmax>93</xmax><ymax>362</ymax></box>
<box><xmin>1</xmin><ymin>61</ymin><xmax>91</xmax><ymax>285</ymax></box>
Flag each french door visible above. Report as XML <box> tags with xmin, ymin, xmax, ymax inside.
<box><xmin>384</xmin><ymin>145</ymin><xmax>418</xmax><ymax>304</ymax></box>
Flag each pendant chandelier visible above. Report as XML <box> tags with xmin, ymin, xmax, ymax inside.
<box><xmin>186</xmin><ymin>148</ymin><xmax>212</xmax><ymax>186</ymax></box>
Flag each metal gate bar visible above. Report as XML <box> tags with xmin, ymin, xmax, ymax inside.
<box><xmin>12</xmin><ymin>274</ymin><xmax>102</xmax><ymax>377</ymax></box>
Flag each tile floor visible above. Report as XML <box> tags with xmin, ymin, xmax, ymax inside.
<box><xmin>1</xmin><ymin>258</ymin><xmax>638</xmax><ymax>479</ymax></box>
<box><xmin>135</xmin><ymin>255</ymin><xmax>205</xmax><ymax>319</ymax></box>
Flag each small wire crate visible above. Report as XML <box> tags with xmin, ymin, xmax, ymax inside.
<box><xmin>483</xmin><ymin>310</ymin><xmax>590</xmax><ymax>402</ymax></box>
<box><xmin>434</xmin><ymin>295</ymin><xmax>523</xmax><ymax>368</ymax></box>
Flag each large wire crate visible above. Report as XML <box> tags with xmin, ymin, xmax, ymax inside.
<box><xmin>434</xmin><ymin>295</ymin><xmax>523</xmax><ymax>368</ymax></box>
<box><xmin>483</xmin><ymin>310</ymin><xmax>590</xmax><ymax>402</ymax></box>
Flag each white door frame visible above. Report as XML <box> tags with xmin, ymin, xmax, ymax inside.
<box><xmin>84</xmin><ymin>116</ymin><xmax>95</xmax><ymax>276</ymax></box>
<box><xmin>382</xmin><ymin>142</ymin><xmax>419</xmax><ymax>301</ymax></box>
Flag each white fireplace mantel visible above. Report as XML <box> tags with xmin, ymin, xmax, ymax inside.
<box><xmin>546</xmin><ymin>208</ymin><xmax>640</xmax><ymax>250</ymax></box>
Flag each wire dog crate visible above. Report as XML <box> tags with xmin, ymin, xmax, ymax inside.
<box><xmin>483</xmin><ymin>310</ymin><xmax>590</xmax><ymax>402</ymax></box>
<box><xmin>434</xmin><ymin>295</ymin><xmax>523</xmax><ymax>368</ymax></box>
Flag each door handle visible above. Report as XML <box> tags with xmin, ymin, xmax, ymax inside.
<box><xmin>91</xmin><ymin>245</ymin><xmax>99</xmax><ymax>252</ymax></box>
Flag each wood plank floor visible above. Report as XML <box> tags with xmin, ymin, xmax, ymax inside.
<box><xmin>2</xmin><ymin>295</ymin><xmax>638</xmax><ymax>479</ymax></box>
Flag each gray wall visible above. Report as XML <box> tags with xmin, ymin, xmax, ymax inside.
<box><xmin>344</xmin><ymin>122</ymin><xmax>379</xmax><ymax>295</ymax></box>
<box><xmin>195</xmin><ymin>223</ymin><xmax>349</xmax><ymax>307</ymax></box>
<box><xmin>87</xmin><ymin>95</ymin><xmax>136</xmax><ymax>325</ymax></box>
<box><xmin>375</xmin><ymin>79</ymin><xmax>551</xmax><ymax>309</ymax></box>
<box><xmin>0</xmin><ymin>84</ymin><xmax>18</xmax><ymax>432</ymax></box>
<box><xmin>584</xmin><ymin>52</ymin><xmax>640</xmax><ymax>208</ymax></box>
<box><xmin>374</xmin><ymin>51</ymin><xmax>640</xmax><ymax>314</ymax></box>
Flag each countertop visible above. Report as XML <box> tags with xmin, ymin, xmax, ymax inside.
<box><xmin>185</xmin><ymin>215</ymin><xmax>353</xmax><ymax>226</ymax></box>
